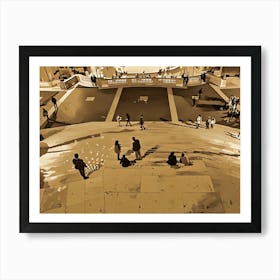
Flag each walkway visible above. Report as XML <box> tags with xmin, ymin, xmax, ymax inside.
<box><xmin>40</xmin><ymin>122</ymin><xmax>240</xmax><ymax>214</ymax></box>
<box><xmin>105</xmin><ymin>87</ymin><xmax>123</xmax><ymax>122</ymax></box>
<box><xmin>167</xmin><ymin>87</ymin><xmax>179</xmax><ymax>122</ymax></box>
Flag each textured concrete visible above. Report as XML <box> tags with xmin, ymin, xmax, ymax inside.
<box><xmin>40</xmin><ymin>121</ymin><xmax>240</xmax><ymax>214</ymax></box>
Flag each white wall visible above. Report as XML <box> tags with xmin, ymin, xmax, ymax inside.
<box><xmin>0</xmin><ymin>0</ymin><xmax>279</xmax><ymax>279</ymax></box>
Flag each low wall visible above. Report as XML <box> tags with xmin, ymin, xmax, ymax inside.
<box><xmin>97</xmin><ymin>77</ymin><xmax>185</xmax><ymax>88</ymax></box>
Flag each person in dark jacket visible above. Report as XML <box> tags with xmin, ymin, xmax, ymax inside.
<box><xmin>167</xmin><ymin>152</ymin><xmax>177</xmax><ymax>166</ymax></box>
<box><xmin>126</xmin><ymin>113</ymin><xmax>132</xmax><ymax>126</ymax></box>
<box><xmin>132</xmin><ymin>137</ymin><xmax>142</xmax><ymax>160</ymax></box>
<box><xmin>139</xmin><ymin>114</ymin><xmax>145</xmax><ymax>130</ymax></box>
<box><xmin>72</xmin><ymin>153</ymin><xmax>89</xmax><ymax>179</ymax></box>
<box><xmin>114</xmin><ymin>140</ymin><xmax>121</xmax><ymax>160</ymax></box>
<box><xmin>51</xmin><ymin>97</ymin><xmax>58</xmax><ymax>112</ymax></box>
<box><xmin>120</xmin><ymin>155</ymin><xmax>135</xmax><ymax>168</ymax></box>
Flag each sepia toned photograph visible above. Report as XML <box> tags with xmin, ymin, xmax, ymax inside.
<box><xmin>39</xmin><ymin>65</ymin><xmax>241</xmax><ymax>214</ymax></box>
<box><xmin>19</xmin><ymin>45</ymin><xmax>261</xmax><ymax>232</ymax></box>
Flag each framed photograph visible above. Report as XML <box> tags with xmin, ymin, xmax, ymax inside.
<box><xmin>20</xmin><ymin>46</ymin><xmax>261</xmax><ymax>233</ymax></box>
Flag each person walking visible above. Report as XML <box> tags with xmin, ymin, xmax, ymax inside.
<box><xmin>126</xmin><ymin>113</ymin><xmax>132</xmax><ymax>126</ymax></box>
<box><xmin>139</xmin><ymin>114</ymin><xmax>145</xmax><ymax>130</ymax></box>
<box><xmin>116</xmin><ymin>115</ymin><xmax>122</xmax><ymax>126</ymax></box>
<box><xmin>196</xmin><ymin>114</ymin><xmax>202</xmax><ymax>129</ymax></box>
<box><xmin>114</xmin><ymin>140</ymin><xmax>121</xmax><ymax>160</ymax></box>
<box><xmin>51</xmin><ymin>97</ymin><xmax>58</xmax><ymax>112</ymax></box>
<box><xmin>72</xmin><ymin>153</ymin><xmax>89</xmax><ymax>179</ymax></box>
<box><xmin>132</xmin><ymin>137</ymin><xmax>142</xmax><ymax>160</ymax></box>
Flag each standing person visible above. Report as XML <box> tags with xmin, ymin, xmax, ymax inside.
<box><xmin>116</xmin><ymin>115</ymin><xmax>122</xmax><ymax>126</ymax></box>
<box><xmin>206</xmin><ymin>116</ymin><xmax>211</xmax><ymax>129</ymax></box>
<box><xmin>43</xmin><ymin>108</ymin><xmax>49</xmax><ymax>121</ymax></box>
<box><xmin>51</xmin><ymin>97</ymin><xmax>58</xmax><ymax>112</ymax></box>
<box><xmin>196</xmin><ymin>114</ymin><xmax>202</xmax><ymax>129</ymax></box>
<box><xmin>126</xmin><ymin>113</ymin><xmax>132</xmax><ymax>126</ymax></box>
<box><xmin>72</xmin><ymin>153</ymin><xmax>89</xmax><ymax>179</ymax></box>
<box><xmin>132</xmin><ymin>137</ymin><xmax>142</xmax><ymax>160</ymax></box>
<box><xmin>91</xmin><ymin>74</ymin><xmax>97</xmax><ymax>86</ymax></box>
<box><xmin>114</xmin><ymin>140</ymin><xmax>121</xmax><ymax>160</ymax></box>
<box><xmin>139</xmin><ymin>114</ymin><xmax>145</xmax><ymax>130</ymax></box>
<box><xmin>211</xmin><ymin>117</ymin><xmax>216</xmax><ymax>128</ymax></box>
<box><xmin>198</xmin><ymin>88</ymin><xmax>203</xmax><ymax>96</ymax></box>
<box><xmin>167</xmin><ymin>152</ymin><xmax>177</xmax><ymax>166</ymax></box>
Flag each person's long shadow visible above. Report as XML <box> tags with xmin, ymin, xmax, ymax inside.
<box><xmin>142</xmin><ymin>145</ymin><xmax>160</xmax><ymax>159</ymax></box>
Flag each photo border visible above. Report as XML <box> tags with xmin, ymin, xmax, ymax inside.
<box><xmin>19</xmin><ymin>46</ymin><xmax>261</xmax><ymax>233</ymax></box>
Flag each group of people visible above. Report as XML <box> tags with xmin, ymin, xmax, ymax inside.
<box><xmin>228</xmin><ymin>95</ymin><xmax>239</xmax><ymax>111</ymax></box>
<box><xmin>167</xmin><ymin>152</ymin><xmax>192</xmax><ymax>167</ymax></box>
<box><xmin>226</xmin><ymin>95</ymin><xmax>240</xmax><ymax>123</ymax></box>
<box><xmin>42</xmin><ymin>96</ymin><xmax>58</xmax><ymax>122</ymax></box>
<box><xmin>196</xmin><ymin>114</ymin><xmax>216</xmax><ymax>129</ymax></box>
<box><xmin>115</xmin><ymin>137</ymin><xmax>142</xmax><ymax>168</ymax></box>
<box><xmin>116</xmin><ymin>113</ymin><xmax>145</xmax><ymax>130</ymax></box>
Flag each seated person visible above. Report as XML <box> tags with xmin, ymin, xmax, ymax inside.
<box><xmin>179</xmin><ymin>152</ymin><xmax>192</xmax><ymax>166</ymax></box>
<box><xmin>120</xmin><ymin>155</ymin><xmax>136</xmax><ymax>168</ymax></box>
<box><xmin>167</xmin><ymin>152</ymin><xmax>177</xmax><ymax>166</ymax></box>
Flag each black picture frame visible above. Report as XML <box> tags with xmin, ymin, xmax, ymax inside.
<box><xmin>20</xmin><ymin>46</ymin><xmax>261</xmax><ymax>233</ymax></box>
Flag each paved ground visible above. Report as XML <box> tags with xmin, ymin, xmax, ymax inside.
<box><xmin>40</xmin><ymin>121</ymin><xmax>240</xmax><ymax>214</ymax></box>
<box><xmin>113</xmin><ymin>87</ymin><xmax>171</xmax><ymax>121</ymax></box>
<box><xmin>48</xmin><ymin>88</ymin><xmax>116</xmax><ymax>127</ymax></box>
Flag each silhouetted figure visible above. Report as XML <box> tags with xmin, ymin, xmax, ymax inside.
<box><xmin>114</xmin><ymin>140</ymin><xmax>121</xmax><ymax>160</ymax></box>
<box><xmin>126</xmin><ymin>113</ymin><xmax>132</xmax><ymax>126</ymax></box>
<box><xmin>180</xmin><ymin>152</ymin><xmax>192</xmax><ymax>166</ymax></box>
<box><xmin>206</xmin><ymin>116</ymin><xmax>211</xmax><ymax>129</ymax></box>
<box><xmin>140</xmin><ymin>114</ymin><xmax>145</xmax><ymax>130</ymax></box>
<box><xmin>43</xmin><ymin>108</ymin><xmax>49</xmax><ymax>121</ymax></box>
<box><xmin>167</xmin><ymin>152</ymin><xmax>177</xmax><ymax>166</ymax></box>
<box><xmin>132</xmin><ymin>137</ymin><xmax>142</xmax><ymax>160</ymax></box>
<box><xmin>198</xmin><ymin>88</ymin><xmax>203</xmax><ymax>96</ymax></box>
<box><xmin>51</xmin><ymin>97</ymin><xmax>58</xmax><ymax>112</ymax></box>
<box><xmin>72</xmin><ymin>153</ymin><xmax>89</xmax><ymax>179</ymax></box>
<box><xmin>120</xmin><ymin>155</ymin><xmax>135</xmax><ymax>168</ymax></box>
<box><xmin>185</xmin><ymin>75</ymin><xmax>189</xmax><ymax>85</ymax></box>
<box><xmin>201</xmin><ymin>73</ymin><xmax>206</xmax><ymax>82</ymax></box>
